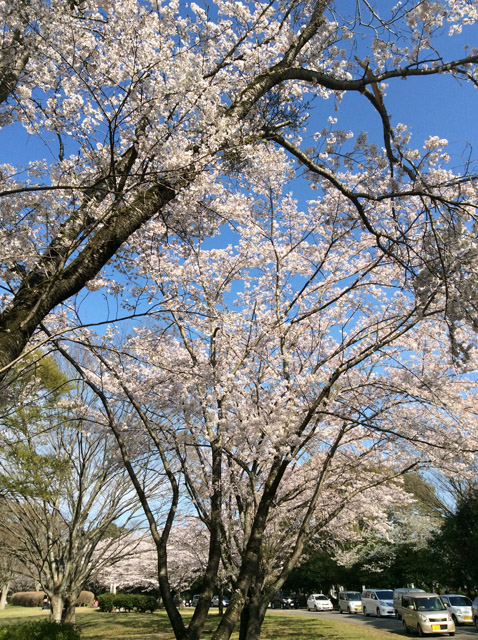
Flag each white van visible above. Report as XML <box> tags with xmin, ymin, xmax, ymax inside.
<box><xmin>393</xmin><ymin>588</ymin><xmax>425</xmax><ymax>619</ymax></box>
<box><xmin>338</xmin><ymin>591</ymin><xmax>362</xmax><ymax>614</ymax></box>
<box><xmin>361</xmin><ymin>589</ymin><xmax>394</xmax><ymax>617</ymax></box>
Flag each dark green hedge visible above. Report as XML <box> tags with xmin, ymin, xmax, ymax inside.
<box><xmin>97</xmin><ymin>593</ymin><xmax>157</xmax><ymax>613</ymax></box>
<box><xmin>0</xmin><ymin>620</ymin><xmax>80</xmax><ymax>640</ymax></box>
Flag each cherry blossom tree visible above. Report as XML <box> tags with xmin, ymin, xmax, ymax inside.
<box><xmin>2</xmin><ymin>2</ymin><xmax>478</xmax><ymax>640</ymax></box>
<box><xmin>1</xmin><ymin>0</ymin><xmax>478</xmax><ymax>381</ymax></box>
<box><xmin>50</xmin><ymin>163</ymin><xmax>478</xmax><ymax>640</ymax></box>
<box><xmin>97</xmin><ymin>522</ymin><xmax>209</xmax><ymax>598</ymax></box>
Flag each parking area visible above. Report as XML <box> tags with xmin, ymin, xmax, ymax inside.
<box><xmin>269</xmin><ymin>608</ymin><xmax>477</xmax><ymax>638</ymax></box>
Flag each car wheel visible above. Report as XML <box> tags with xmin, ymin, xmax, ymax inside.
<box><xmin>338</xmin><ymin>607</ymin><xmax>342</xmax><ymax>614</ymax></box>
<box><xmin>475</xmin><ymin>616</ymin><xmax>478</xmax><ymax>631</ymax></box>
<box><xmin>347</xmin><ymin>607</ymin><xmax>352</xmax><ymax>614</ymax></box>
<box><xmin>451</xmin><ymin>614</ymin><xmax>458</xmax><ymax>626</ymax></box>
<box><xmin>402</xmin><ymin>619</ymin><xmax>408</xmax><ymax>634</ymax></box>
<box><xmin>449</xmin><ymin>633</ymin><xmax>455</xmax><ymax>637</ymax></box>
<box><xmin>363</xmin><ymin>607</ymin><xmax>367</xmax><ymax>616</ymax></box>
<box><xmin>376</xmin><ymin>608</ymin><xmax>381</xmax><ymax>618</ymax></box>
<box><xmin>314</xmin><ymin>605</ymin><xmax>319</xmax><ymax>612</ymax></box>
<box><xmin>417</xmin><ymin>624</ymin><xmax>425</xmax><ymax>637</ymax></box>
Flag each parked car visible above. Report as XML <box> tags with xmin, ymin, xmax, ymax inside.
<box><xmin>472</xmin><ymin>596</ymin><xmax>478</xmax><ymax>630</ymax></box>
<box><xmin>191</xmin><ymin>594</ymin><xmax>200</xmax><ymax>607</ymax></box>
<box><xmin>270</xmin><ymin>593</ymin><xmax>296</xmax><ymax>609</ymax></box>
<box><xmin>212</xmin><ymin>595</ymin><xmax>230</xmax><ymax>607</ymax></box>
<box><xmin>401</xmin><ymin>592</ymin><xmax>455</xmax><ymax>636</ymax></box>
<box><xmin>393</xmin><ymin>588</ymin><xmax>426</xmax><ymax>619</ymax></box>
<box><xmin>440</xmin><ymin>593</ymin><xmax>472</xmax><ymax>626</ymax></box>
<box><xmin>337</xmin><ymin>591</ymin><xmax>362</xmax><ymax>614</ymax></box>
<box><xmin>361</xmin><ymin>589</ymin><xmax>394</xmax><ymax>617</ymax></box>
<box><xmin>306</xmin><ymin>593</ymin><xmax>333</xmax><ymax>612</ymax></box>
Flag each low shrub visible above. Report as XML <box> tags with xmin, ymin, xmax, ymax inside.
<box><xmin>97</xmin><ymin>593</ymin><xmax>114</xmax><ymax>612</ymax></box>
<box><xmin>10</xmin><ymin>591</ymin><xmax>94</xmax><ymax>608</ymax></box>
<box><xmin>97</xmin><ymin>593</ymin><xmax>158</xmax><ymax>613</ymax></box>
<box><xmin>0</xmin><ymin>620</ymin><xmax>81</xmax><ymax>640</ymax></box>
<box><xmin>113</xmin><ymin>593</ymin><xmax>135</xmax><ymax>612</ymax></box>
<box><xmin>136</xmin><ymin>595</ymin><xmax>158</xmax><ymax>613</ymax></box>
<box><xmin>9</xmin><ymin>592</ymin><xmax>43</xmax><ymax>607</ymax></box>
<box><xmin>75</xmin><ymin>591</ymin><xmax>94</xmax><ymax>607</ymax></box>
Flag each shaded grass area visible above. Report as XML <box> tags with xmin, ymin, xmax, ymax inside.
<box><xmin>0</xmin><ymin>607</ymin><xmax>406</xmax><ymax>640</ymax></box>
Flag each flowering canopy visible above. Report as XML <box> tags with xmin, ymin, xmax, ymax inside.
<box><xmin>1</xmin><ymin>2</ymin><xmax>478</xmax><ymax>640</ymax></box>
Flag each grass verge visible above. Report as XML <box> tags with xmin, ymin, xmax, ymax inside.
<box><xmin>0</xmin><ymin>606</ymin><xmax>407</xmax><ymax>639</ymax></box>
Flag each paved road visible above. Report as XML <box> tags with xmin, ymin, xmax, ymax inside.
<box><xmin>268</xmin><ymin>608</ymin><xmax>477</xmax><ymax>638</ymax></box>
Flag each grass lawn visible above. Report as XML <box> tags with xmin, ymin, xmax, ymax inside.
<box><xmin>0</xmin><ymin>606</ymin><xmax>407</xmax><ymax>639</ymax></box>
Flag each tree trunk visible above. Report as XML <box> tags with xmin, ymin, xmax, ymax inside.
<box><xmin>50</xmin><ymin>594</ymin><xmax>64</xmax><ymax>623</ymax></box>
<box><xmin>63</xmin><ymin>596</ymin><xmax>76</xmax><ymax>624</ymax></box>
<box><xmin>0</xmin><ymin>181</ymin><xmax>176</xmax><ymax>382</ymax></box>
<box><xmin>0</xmin><ymin>582</ymin><xmax>9</xmax><ymax>609</ymax></box>
<box><xmin>238</xmin><ymin>583</ymin><xmax>268</xmax><ymax>640</ymax></box>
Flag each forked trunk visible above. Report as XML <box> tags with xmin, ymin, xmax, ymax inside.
<box><xmin>238</xmin><ymin>586</ymin><xmax>267</xmax><ymax>640</ymax></box>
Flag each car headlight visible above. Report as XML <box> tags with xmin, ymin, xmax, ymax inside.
<box><xmin>418</xmin><ymin>614</ymin><xmax>428</xmax><ymax>622</ymax></box>
<box><xmin>447</xmin><ymin>614</ymin><xmax>453</xmax><ymax>621</ymax></box>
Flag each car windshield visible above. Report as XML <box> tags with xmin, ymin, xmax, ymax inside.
<box><xmin>448</xmin><ymin>596</ymin><xmax>471</xmax><ymax>606</ymax></box>
<box><xmin>347</xmin><ymin>592</ymin><xmax>361</xmax><ymax>600</ymax></box>
<box><xmin>376</xmin><ymin>591</ymin><xmax>393</xmax><ymax>600</ymax></box>
<box><xmin>415</xmin><ymin>597</ymin><xmax>445</xmax><ymax>611</ymax></box>
<box><xmin>316</xmin><ymin>595</ymin><xmax>328</xmax><ymax>600</ymax></box>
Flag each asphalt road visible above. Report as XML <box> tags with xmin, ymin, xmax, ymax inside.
<box><xmin>268</xmin><ymin>608</ymin><xmax>477</xmax><ymax>638</ymax></box>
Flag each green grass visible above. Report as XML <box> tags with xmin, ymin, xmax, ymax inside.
<box><xmin>0</xmin><ymin>606</ymin><xmax>407</xmax><ymax>639</ymax></box>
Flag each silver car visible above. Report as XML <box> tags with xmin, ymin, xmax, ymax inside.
<box><xmin>338</xmin><ymin>591</ymin><xmax>362</xmax><ymax>614</ymax></box>
<box><xmin>440</xmin><ymin>594</ymin><xmax>472</xmax><ymax>625</ymax></box>
<box><xmin>401</xmin><ymin>592</ymin><xmax>455</xmax><ymax>636</ymax></box>
<box><xmin>471</xmin><ymin>596</ymin><xmax>478</xmax><ymax>630</ymax></box>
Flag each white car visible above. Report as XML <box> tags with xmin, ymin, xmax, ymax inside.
<box><xmin>440</xmin><ymin>594</ymin><xmax>473</xmax><ymax>625</ymax></box>
<box><xmin>307</xmin><ymin>593</ymin><xmax>333</xmax><ymax>611</ymax></box>
<box><xmin>362</xmin><ymin>589</ymin><xmax>394</xmax><ymax>617</ymax></box>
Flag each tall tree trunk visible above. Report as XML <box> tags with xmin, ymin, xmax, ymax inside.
<box><xmin>0</xmin><ymin>582</ymin><xmax>9</xmax><ymax>609</ymax></box>
<box><xmin>50</xmin><ymin>594</ymin><xmax>64</xmax><ymax>623</ymax></box>
<box><xmin>0</xmin><ymin>181</ymin><xmax>176</xmax><ymax>382</ymax></box>
<box><xmin>238</xmin><ymin>581</ymin><xmax>268</xmax><ymax>640</ymax></box>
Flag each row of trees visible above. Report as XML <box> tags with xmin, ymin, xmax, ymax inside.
<box><xmin>1</xmin><ymin>2</ymin><xmax>478</xmax><ymax>640</ymax></box>
<box><xmin>284</xmin><ymin>478</ymin><xmax>478</xmax><ymax>597</ymax></box>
